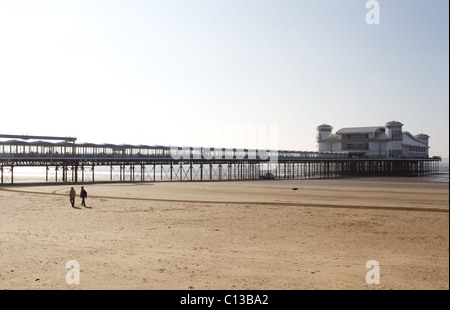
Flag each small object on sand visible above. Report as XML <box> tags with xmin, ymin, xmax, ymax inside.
<box><xmin>292</xmin><ymin>188</ymin><xmax>299</xmax><ymax>191</ymax></box>
<box><xmin>35</xmin><ymin>277</ymin><xmax>40</xmax><ymax>281</ymax></box>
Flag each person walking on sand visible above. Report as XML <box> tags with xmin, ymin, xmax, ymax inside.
<box><xmin>80</xmin><ymin>186</ymin><xmax>87</xmax><ymax>207</ymax></box>
<box><xmin>69</xmin><ymin>187</ymin><xmax>76</xmax><ymax>208</ymax></box>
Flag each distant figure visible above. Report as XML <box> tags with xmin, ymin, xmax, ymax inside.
<box><xmin>69</xmin><ymin>187</ymin><xmax>76</xmax><ymax>207</ymax></box>
<box><xmin>80</xmin><ymin>186</ymin><xmax>87</xmax><ymax>207</ymax></box>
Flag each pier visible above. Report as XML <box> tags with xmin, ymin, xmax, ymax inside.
<box><xmin>0</xmin><ymin>135</ymin><xmax>441</xmax><ymax>185</ymax></box>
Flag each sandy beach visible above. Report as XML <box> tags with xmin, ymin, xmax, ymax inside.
<box><xmin>0</xmin><ymin>177</ymin><xmax>448</xmax><ymax>290</ymax></box>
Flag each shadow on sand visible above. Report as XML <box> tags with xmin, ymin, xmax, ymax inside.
<box><xmin>71</xmin><ymin>205</ymin><xmax>92</xmax><ymax>209</ymax></box>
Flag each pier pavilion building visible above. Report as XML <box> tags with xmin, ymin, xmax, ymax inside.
<box><xmin>317</xmin><ymin>121</ymin><xmax>430</xmax><ymax>159</ymax></box>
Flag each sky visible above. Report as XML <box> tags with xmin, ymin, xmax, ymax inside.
<box><xmin>0</xmin><ymin>0</ymin><xmax>448</xmax><ymax>157</ymax></box>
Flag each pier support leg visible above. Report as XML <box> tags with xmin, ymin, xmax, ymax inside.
<box><xmin>74</xmin><ymin>163</ymin><xmax>78</xmax><ymax>183</ymax></box>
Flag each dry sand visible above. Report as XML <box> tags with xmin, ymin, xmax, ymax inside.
<box><xmin>0</xmin><ymin>177</ymin><xmax>448</xmax><ymax>290</ymax></box>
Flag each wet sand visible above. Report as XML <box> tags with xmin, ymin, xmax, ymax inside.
<box><xmin>0</xmin><ymin>177</ymin><xmax>448</xmax><ymax>290</ymax></box>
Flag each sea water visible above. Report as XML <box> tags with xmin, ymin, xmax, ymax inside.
<box><xmin>4</xmin><ymin>162</ymin><xmax>449</xmax><ymax>184</ymax></box>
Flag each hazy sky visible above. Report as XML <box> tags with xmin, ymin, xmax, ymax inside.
<box><xmin>0</xmin><ymin>0</ymin><xmax>448</xmax><ymax>157</ymax></box>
